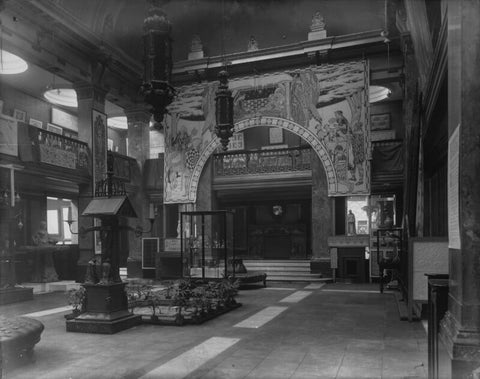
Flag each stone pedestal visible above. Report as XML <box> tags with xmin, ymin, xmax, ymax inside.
<box><xmin>66</xmin><ymin>282</ymin><xmax>141</xmax><ymax>334</ymax></box>
<box><xmin>308</xmin><ymin>30</ymin><xmax>327</xmax><ymax>40</ymax></box>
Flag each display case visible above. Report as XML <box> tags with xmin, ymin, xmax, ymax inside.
<box><xmin>369</xmin><ymin>194</ymin><xmax>396</xmax><ymax>279</ymax></box>
<box><xmin>376</xmin><ymin>227</ymin><xmax>402</xmax><ymax>293</ymax></box>
<box><xmin>180</xmin><ymin>210</ymin><xmax>235</xmax><ymax>280</ymax></box>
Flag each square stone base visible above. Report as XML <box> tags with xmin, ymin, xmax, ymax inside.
<box><xmin>0</xmin><ymin>287</ymin><xmax>33</xmax><ymax>305</ymax></box>
<box><xmin>66</xmin><ymin>282</ymin><xmax>141</xmax><ymax>334</ymax></box>
<box><xmin>66</xmin><ymin>313</ymin><xmax>141</xmax><ymax>334</ymax></box>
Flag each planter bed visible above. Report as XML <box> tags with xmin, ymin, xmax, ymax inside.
<box><xmin>135</xmin><ymin>301</ymin><xmax>242</xmax><ymax>326</ymax></box>
<box><xmin>129</xmin><ymin>297</ymin><xmax>241</xmax><ymax>326</ymax></box>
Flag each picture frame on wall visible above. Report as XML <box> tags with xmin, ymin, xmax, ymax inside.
<box><xmin>227</xmin><ymin>132</ymin><xmax>244</xmax><ymax>151</ymax></box>
<box><xmin>47</xmin><ymin>123</ymin><xmax>63</xmax><ymax>135</ymax></box>
<box><xmin>29</xmin><ymin>118</ymin><xmax>43</xmax><ymax>129</ymax></box>
<box><xmin>269</xmin><ymin>127</ymin><xmax>284</xmax><ymax>144</ymax></box>
<box><xmin>51</xmin><ymin>107</ymin><xmax>78</xmax><ymax>132</ymax></box>
<box><xmin>13</xmin><ymin>109</ymin><xmax>26</xmax><ymax>122</ymax></box>
<box><xmin>371</xmin><ymin>113</ymin><xmax>391</xmax><ymax>131</ymax></box>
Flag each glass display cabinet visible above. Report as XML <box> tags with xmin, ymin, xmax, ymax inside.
<box><xmin>180</xmin><ymin>210</ymin><xmax>235</xmax><ymax>280</ymax></box>
<box><xmin>369</xmin><ymin>194</ymin><xmax>396</xmax><ymax>279</ymax></box>
<box><xmin>376</xmin><ymin>227</ymin><xmax>402</xmax><ymax>293</ymax></box>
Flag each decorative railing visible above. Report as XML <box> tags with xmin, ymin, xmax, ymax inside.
<box><xmin>22</xmin><ymin>125</ymin><xmax>90</xmax><ymax>170</ymax></box>
<box><xmin>213</xmin><ymin>146</ymin><xmax>312</xmax><ymax>176</ymax></box>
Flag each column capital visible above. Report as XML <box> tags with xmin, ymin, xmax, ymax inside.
<box><xmin>125</xmin><ymin>107</ymin><xmax>152</xmax><ymax>124</ymax></box>
<box><xmin>73</xmin><ymin>82</ymin><xmax>108</xmax><ymax>103</ymax></box>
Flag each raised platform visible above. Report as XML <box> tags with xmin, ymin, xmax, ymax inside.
<box><xmin>0</xmin><ymin>286</ymin><xmax>33</xmax><ymax>305</ymax></box>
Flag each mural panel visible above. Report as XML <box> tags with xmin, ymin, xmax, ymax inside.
<box><xmin>164</xmin><ymin>60</ymin><xmax>369</xmax><ymax>204</ymax></box>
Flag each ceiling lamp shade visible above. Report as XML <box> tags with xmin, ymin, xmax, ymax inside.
<box><xmin>215</xmin><ymin>70</ymin><xmax>234</xmax><ymax>151</ymax></box>
<box><xmin>107</xmin><ymin>116</ymin><xmax>128</xmax><ymax>130</ymax></box>
<box><xmin>369</xmin><ymin>85</ymin><xmax>391</xmax><ymax>103</ymax></box>
<box><xmin>43</xmin><ymin>88</ymin><xmax>78</xmax><ymax>108</ymax></box>
<box><xmin>0</xmin><ymin>49</ymin><xmax>28</xmax><ymax>74</ymax></box>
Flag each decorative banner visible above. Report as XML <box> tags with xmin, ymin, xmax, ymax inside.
<box><xmin>164</xmin><ymin>61</ymin><xmax>369</xmax><ymax>204</ymax></box>
<box><xmin>0</xmin><ymin>115</ymin><xmax>18</xmax><ymax>157</ymax></box>
<box><xmin>92</xmin><ymin>109</ymin><xmax>107</xmax><ymax>188</ymax></box>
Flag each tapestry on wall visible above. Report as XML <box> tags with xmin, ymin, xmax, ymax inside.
<box><xmin>164</xmin><ymin>60</ymin><xmax>369</xmax><ymax>204</ymax></box>
<box><xmin>0</xmin><ymin>115</ymin><xmax>18</xmax><ymax>157</ymax></box>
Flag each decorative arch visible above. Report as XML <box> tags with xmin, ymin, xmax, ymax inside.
<box><xmin>187</xmin><ymin>116</ymin><xmax>338</xmax><ymax>203</ymax></box>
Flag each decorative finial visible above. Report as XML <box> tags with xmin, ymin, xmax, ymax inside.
<box><xmin>247</xmin><ymin>36</ymin><xmax>259</xmax><ymax>52</ymax></box>
<box><xmin>188</xmin><ymin>34</ymin><xmax>204</xmax><ymax>60</ymax></box>
<box><xmin>308</xmin><ymin>12</ymin><xmax>327</xmax><ymax>40</ymax></box>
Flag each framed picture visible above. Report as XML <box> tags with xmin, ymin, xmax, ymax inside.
<box><xmin>269</xmin><ymin>127</ymin><xmax>284</xmax><ymax>144</ymax></box>
<box><xmin>371</xmin><ymin>113</ymin><xmax>391</xmax><ymax>131</ymax></box>
<box><xmin>13</xmin><ymin>109</ymin><xmax>26</xmax><ymax>122</ymax></box>
<box><xmin>227</xmin><ymin>132</ymin><xmax>244</xmax><ymax>151</ymax></box>
<box><xmin>51</xmin><ymin>107</ymin><xmax>78</xmax><ymax>131</ymax></box>
<box><xmin>47</xmin><ymin>123</ymin><xmax>63</xmax><ymax>135</ymax></box>
<box><xmin>29</xmin><ymin>118</ymin><xmax>43</xmax><ymax>129</ymax></box>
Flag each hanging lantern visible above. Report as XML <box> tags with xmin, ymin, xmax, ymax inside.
<box><xmin>215</xmin><ymin>70</ymin><xmax>234</xmax><ymax>151</ymax></box>
<box><xmin>140</xmin><ymin>0</ymin><xmax>175</xmax><ymax>124</ymax></box>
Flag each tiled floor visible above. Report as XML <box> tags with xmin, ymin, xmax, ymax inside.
<box><xmin>0</xmin><ymin>282</ymin><xmax>427</xmax><ymax>379</ymax></box>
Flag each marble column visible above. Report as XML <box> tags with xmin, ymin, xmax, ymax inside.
<box><xmin>125</xmin><ymin>108</ymin><xmax>151</xmax><ymax>261</ymax></box>
<box><xmin>74</xmin><ymin>83</ymin><xmax>108</xmax><ymax>281</ymax></box>
<box><xmin>439</xmin><ymin>1</ymin><xmax>480</xmax><ymax>377</ymax></box>
<box><xmin>311</xmin><ymin>152</ymin><xmax>333</xmax><ymax>275</ymax></box>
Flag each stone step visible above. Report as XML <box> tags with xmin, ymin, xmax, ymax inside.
<box><xmin>267</xmin><ymin>276</ymin><xmax>333</xmax><ymax>283</ymax></box>
<box><xmin>22</xmin><ymin>281</ymin><xmax>81</xmax><ymax>294</ymax></box>
<box><xmin>245</xmin><ymin>265</ymin><xmax>310</xmax><ymax>273</ymax></box>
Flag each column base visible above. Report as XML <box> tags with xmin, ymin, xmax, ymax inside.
<box><xmin>439</xmin><ymin>311</ymin><xmax>480</xmax><ymax>378</ymax></box>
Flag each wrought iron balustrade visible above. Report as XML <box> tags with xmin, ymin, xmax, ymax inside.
<box><xmin>213</xmin><ymin>146</ymin><xmax>312</xmax><ymax>176</ymax></box>
<box><xmin>22</xmin><ymin>124</ymin><xmax>90</xmax><ymax>170</ymax></box>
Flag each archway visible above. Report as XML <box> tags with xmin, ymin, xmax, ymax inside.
<box><xmin>187</xmin><ymin>116</ymin><xmax>337</xmax><ymax>203</ymax></box>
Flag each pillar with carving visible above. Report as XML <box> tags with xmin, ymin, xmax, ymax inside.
<box><xmin>74</xmin><ymin>83</ymin><xmax>108</xmax><ymax>281</ymax></box>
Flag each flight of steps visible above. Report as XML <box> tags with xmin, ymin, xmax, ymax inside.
<box><xmin>243</xmin><ymin>260</ymin><xmax>332</xmax><ymax>283</ymax></box>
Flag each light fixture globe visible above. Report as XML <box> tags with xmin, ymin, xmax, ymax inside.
<box><xmin>43</xmin><ymin>88</ymin><xmax>78</xmax><ymax>108</ymax></box>
<box><xmin>107</xmin><ymin>116</ymin><xmax>128</xmax><ymax>130</ymax></box>
<box><xmin>369</xmin><ymin>85</ymin><xmax>391</xmax><ymax>103</ymax></box>
<box><xmin>0</xmin><ymin>50</ymin><xmax>28</xmax><ymax>74</ymax></box>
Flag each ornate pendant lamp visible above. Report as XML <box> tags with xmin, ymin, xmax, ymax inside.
<box><xmin>214</xmin><ymin>0</ymin><xmax>234</xmax><ymax>151</ymax></box>
<box><xmin>215</xmin><ymin>70</ymin><xmax>234</xmax><ymax>151</ymax></box>
<box><xmin>140</xmin><ymin>0</ymin><xmax>175</xmax><ymax>124</ymax></box>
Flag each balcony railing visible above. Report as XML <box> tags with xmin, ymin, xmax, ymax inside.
<box><xmin>20</xmin><ymin>124</ymin><xmax>90</xmax><ymax>171</ymax></box>
<box><xmin>213</xmin><ymin>146</ymin><xmax>312</xmax><ymax>176</ymax></box>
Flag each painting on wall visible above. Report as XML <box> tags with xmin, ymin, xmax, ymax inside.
<box><xmin>0</xmin><ymin>115</ymin><xmax>18</xmax><ymax>156</ymax></box>
<box><xmin>269</xmin><ymin>127</ymin><xmax>284</xmax><ymax>144</ymax></box>
<box><xmin>228</xmin><ymin>132</ymin><xmax>244</xmax><ymax>151</ymax></box>
<box><xmin>29</xmin><ymin>118</ymin><xmax>43</xmax><ymax>129</ymax></box>
<box><xmin>371</xmin><ymin>113</ymin><xmax>390</xmax><ymax>131</ymax></box>
<box><xmin>163</xmin><ymin>60</ymin><xmax>370</xmax><ymax>203</ymax></box>
<box><xmin>13</xmin><ymin>109</ymin><xmax>26</xmax><ymax>122</ymax></box>
<box><xmin>52</xmin><ymin>107</ymin><xmax>78</xmax><ymax>131</ymax></box>
<box><xmin>47</xmin><ymin>123</ymin><xmax>63</xmax><ymax>135</ymax></box>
